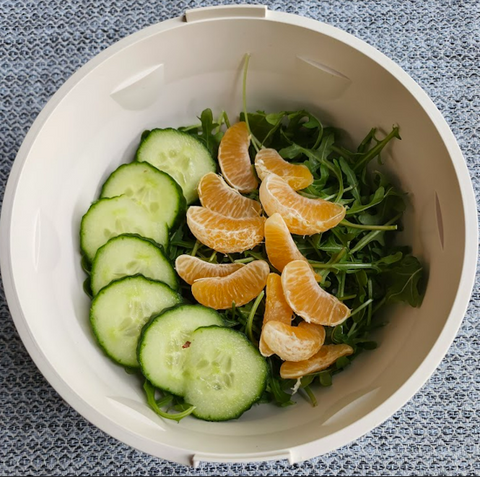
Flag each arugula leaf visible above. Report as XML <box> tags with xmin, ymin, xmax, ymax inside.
<box><xmin>382</xmin><ymin>255</ymin><xmax>424</xmax><ymax>307</ymax></box>
<box><xmin>172</xmin><ymin>107</ymin><xmax>425</xmax><ymax>409</ymax></box>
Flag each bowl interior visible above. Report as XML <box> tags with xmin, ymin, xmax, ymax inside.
<box><xmin>4</xmin><ymin>13</ymin><xmax>468</xmax><ymax>464</ymax></box>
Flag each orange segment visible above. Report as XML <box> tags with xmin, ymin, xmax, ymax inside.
<box><xmin>186</xmin><ymin>206</ymin><xmax>265</xmax><ymax>254</ymax></box>
<box><xmin>191</xmin><ymin>260</ymin><xmax>269</xmax><ymax>309</ymax></box>
<box><xmin>259</xmin><ymin>174</ymin><xmax>346</xmax><ymax>235</ymax></box>
<box><xmin>175</xmin><ymin>255</ymin><xmax>244</xmax><ymax>285</ymax></box>
<box><xmin>265</xmin><ymin>213</ymin><xmax>311</xmax><ymax>273</ymax></box>
<box><xmin>259</xmin><ymin>273</ymin><xmax>293</xmax><ymax>357</ymax></box>
<box><xmin>218</xmin><ymin>122</ymin><xmax>258</xmax><ymax>193</ymax></box>
<box><xmin>280</xmin><ymin>344</ymin><xmax>354</xmax><ymax>379</ymax></box>
<box><xmin>255</xmin><ymin>148</ymin><xmax>313</xmax><ymax>190</ymax></box>
<box><xmin>198</xmin><ymin>172</ymin><xmax>261</xmax><ymax>218</ymax></box>
<box><xmin>282</xmin><ymin>260</ymin><xmax>350</xmax><ymax>326</ymax></box>
<box><xmin>262</xmin><ymin>321</ymin><xmax>325</xmax><ymax>362</ymax></box>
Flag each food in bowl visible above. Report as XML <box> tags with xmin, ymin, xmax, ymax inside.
<box><xmin>79</xmin><ymin>62</ymin><xmax>425</xmax><ymax>421</ymax></box>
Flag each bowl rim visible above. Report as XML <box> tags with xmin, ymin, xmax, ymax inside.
<box><xmin>1</xmin><ymin>6</ymin><xmax>478</xmax><ymax>466</ymax></box>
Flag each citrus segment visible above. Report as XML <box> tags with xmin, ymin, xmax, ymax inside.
<box><xmin>191</xmin><ymin>260</ymin><xmax>270</xmax><ymax>310</ymax></box>
<box><xmin>262</xmin><ymin>321</ymin><xmax>325</xmax><ymax>362</ymax></box>
<box><xmin>175</xmin><ymin>255</ymin><xmax>244</xmax><ymax>285</ymax></box>
<box><xmin>198</xmin><ymin>172</ymin><xmax>261</xmax><ymax>218</ymax></box>
<box><xmin>218</xmin><ymin>122</ymin><xmax>258</xmax><ymax>193</ymax></box>
<box><xmin>282</xmin><ymin>260</ymin><xmax>350</xmax><ymax>326</ymax></box>
<box><xmin>259</xmin><ymin>273</ymin><xmax>293</xmax><ymax>357</ymax></box>
<box><xmin>259</xmin><ymin>174</ymin><xmax>346</xmax><ymax>235</ymax></box>
<box><xmin>186</xmin><ymin>206</ymin><xmax>265</xmax><ymax>254</ymax></box>
<box><xmin>280</xmin><ymin>344</ymin><xmax>354</xmax><ymax>379</ymax></box>
<box><xmin>265</xmin><ymin>213</ymin><xmax>311</xmax><ymax>273</ymax></box>
<box><xmin>255</xmin><ymin>148</ymin><xmax>313</xmax><ymax>190</ymax></box>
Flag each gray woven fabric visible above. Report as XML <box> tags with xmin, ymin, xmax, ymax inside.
<box><xmin>1</xmin><ymin>0</ymin><xmax>479</xmax><ymax>475</ymax></box>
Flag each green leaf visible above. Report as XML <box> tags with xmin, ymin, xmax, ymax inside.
<box><xmin>241</xmin><ymin>111</ymin><xmax>277</xmax><ymax>146</ymax></box>
<box><xmin>339</xmin><ymin>157</ymin><xmax>361</xmax><ymax>202</ymax></box>
<box><xmin>265</xmin><ymin>112</ymin><xmax>285</xmax><ymax>125</ymax></box>
<box><xmin>319</xmin><ymin>371</ymin><xmax>333</xmax><ymax>387</ymax></box>
<box><xmin>347</xmin><ymin>187</ymin><xmax>385</xmax><ymax>215</ymax></box>
<box><xmin>198</xmin><ymin>108</ymin><xmax>219</xmax><ymax>157</ymax></box>
<box><xmin>382</xmin><ymin>255</ymin><xmax>424</xmax><ymax>307</ymax></box>
<box><xmin>336</xmin><ymin>356</ymin><xmax>350</xmax><ymax>369</ymax></box>
<box><xmin>279</xmin><ymin>143</ymin><xmax>304</xmax><ymax>160</ymax></box>
<box><xmin>353</xmin><ymin>126</ymin><xmax>401</xmax><ymax>171</ymax></box>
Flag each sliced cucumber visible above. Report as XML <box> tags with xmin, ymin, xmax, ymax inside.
<box><xmin>80</xmin><ymin>195</ymin><xmax>168</xmax><ymax>263</ymax></box>
<box><xmin>90</xmin><ymin>234</ymin><xmax>178</xmax><ymax>296</ymax></box>
<box><xmin>138</xmin><ymin>305</ymin><xmax>224</xmax><ymax>396</ymax></box>
<box><xmin>184</xmin><ymin>327</ymin><xmax>268</xmax><ymax>421</ymax></box>
<box><xmin>136</xmin><ymin>128</ymin><xmax>216</xmax><ymax>204</ymax></box>
<box><xmin>90</xmin><ymin>275</ymin><xmax>181</xmax><ymax>368</ymax></box>
<box><xmin>100</xmin><ymin>162</ymin><xmax>186</xmax><ymax>229</ymax></box>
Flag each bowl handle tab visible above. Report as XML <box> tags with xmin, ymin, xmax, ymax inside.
<box><xmin>192</xmin><ymin>450</ymin><xmax>293</xmax><ymax>468</ymax></box>
<box><xmin>185</xmin><ymin>5</ymin><xmax>267</xmax><ymax>23</ymax></box>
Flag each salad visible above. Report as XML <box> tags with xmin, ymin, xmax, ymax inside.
<box><xmin>80</xmin><ymin>59</ymin><xmax>424</xmax><ymax>422</ymax></box>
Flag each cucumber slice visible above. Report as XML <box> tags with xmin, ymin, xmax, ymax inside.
<box><xmin>184</xmin><ymin>327</ymin><xmax>268</xmax><ymax>421</ymax></box>
<box><xmin>136</xmin><ymin>128</ymin><xmax>216</xmax><ymax>204</ymax></box>
<box><xmin>100</xmin><ymin>162</ymin><xmax>186</xmax><ymax>229</ymax></box>
<box><xmin>138</xmin><ymin>305</ymin><xmax>224</xmax><ymax>396</ymax></box>
<box><xmin>90</xmin><ymin>234</ymin><xmax>178</xmax><ymax>296</ymax></box>
<box><xmin>90</xmin><ymin>275</ymin><xmax>181</xmax><ymax>368</ymax></box>
<box><xmin>80</xmin><ymin>195</ymin><xmax>168</xmax><ymax>263</ymax></box>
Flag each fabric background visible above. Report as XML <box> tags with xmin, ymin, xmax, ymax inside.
<box><xmin>1</xmin><ymin>0</ymin><xmax>479</xmax><ymax>475</ymax></box>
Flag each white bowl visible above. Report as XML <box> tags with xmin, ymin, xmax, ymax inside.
<box><xmin>1</xmin><ymin>5</ymin><xmax>477</xmax><ymax>467</ymax></box>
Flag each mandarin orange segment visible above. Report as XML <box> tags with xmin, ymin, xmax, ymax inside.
<box><xmin>191</xmin><ymin>260</ymin><xmax>270</xmax><ymax>309</ymax></box>
<box><xmin>259</xmin><ymin>174</ymin><xmax>346</xmax><ymax>235</ymax></box>
<box><xmin>255</xmin><ymin>148</ymin><xmax>313</xmax><ymax>190</ymax></box>
<box><xmin>186</xmin><ymin>206</ymin><xmax>265</xmax><ymax>254</ymax></box>
<box><xmin>282</xmin><ymin>260</ymin><xmax>350</xmax><ymax>326</ymax></box>
<box><xmin>280</xmin><ymin>344</ymin><xmax>354</xmax><ymax>379</ymax></box>
<box><xmin>175</xmin><ymin>255</ymin><xmax>244</xmax><ymax>285</ymax></box>
<box><xmin>198</xmin><ymin>172</ymin><xmax>261</xmax><ymax>218</ymax></box>
<box><xmin>262</xmin><ymin>321</ymin><xmax>325</xmax><ymax>362</ymax></box>
<box><xmin>218</xmin><ymin>122</ymin><xmax>258</xmax><ymax>193</ymax></box>
<box><xmin>259</xmin><ymin>273</ymin><xmax>293</xmax><ymax>357</ymax></box>
<box><xmin>265</xmin><ymin>213</ymin><xmax>311</xmax><ymax>273</ymax></box>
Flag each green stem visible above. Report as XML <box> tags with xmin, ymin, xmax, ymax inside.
<box><xmin>208</xmin><ymin>250</ymin><xmax>217</xmax><ymax>263</ymax></box>
<box><xmin>246</xmin><ymin>291</ymin><xmax>264</xmax><ymax>345</ymax></box>
<box><xmin>338</xmin><ymin>272</ymin><xmax>346</xmax><ymax>297</ymax></box>
<box><xmin>338</xmin><ymin>293</ymin><xmax>357</xmax><ymax>301</ymax></box>
<box><xmin>350</xmin><ymin>298</ymin><xmax>374</xmax><ymax>318</ymax></box>
<box><xmin>371</xmin><ymin>296</ymin><xmax>387</xmax><ymax>315</ymax></box>
<box><xmin>340</xmin><ymin>219</ymin><xmax>398</xmax><ymax>231</ymax></box>
<box><xmin>242</xmin><ymin>53</ymin><xmax>260</xmax><ymax>152</ymax></box>
<box><xmin>155</xmin><ymin>394</ymin><xmax>173</xmax><ymax>408</ymax></box>
<box><xmin>303</xmin><ymin>385</ymin><xmax>318</xmax><ymax>407</ymax></box>
<box><xmin>261</xmin><ymin>115</ymin><xmax>285</xmax><ymax>147</ymax></box>
<box><xmin>219</xmin><ymin>110</ymin><xmax>231</xmax><ymax>129</ymax></box>
<box><xmin>309</xmin><ymin>262</ymin><xmax>377</xmax><ymax>271</ymax></box>
<box><xmin>191</xmin><ymin>240</ymin><xmax>201</xmax><ymax>257</ymax></box>
<box><xmin>367</xmin><ymin>279</ymin><xmax>373</xmax><ymax>326</ymax></box>
<box><xmin>321</xmin><ymin>247</ymin><xmax>347</xmax><ymax>282</ymax></box>
<box><xmin>331</xmin><ymin>145</ymin><xmax>359</xmax><ymax>161</ymax></box>
<box><xmin>357</xmin><ymin>128</ymin><xmax>377</xmax><ymax>153</ymax></box>
<box><xmin>180</xmin><ymin>123</ymin><xmax>202</xmax><ymax>132</ymax></box>
<box><xmin>323</xmin><ymin>185</ymin><xmax>353</xmax><ymax>202</ymax></box>
<box><xmin>143</xmin><ymin>381</ymin><xmax>195</xmax><ymax>421</ymax></box>
<box><xmin>234</xmin><ymin>257</ymin><xmax>255</xmax><ymax>264</ymax></box>
<box><xmin>353</xmin><ymin>126</ymin><xmax>401</xmax><ymax>171</ymax></box>
<box><xmin>350</xmin><ymin>213</ymin><xmax>402</xmax><ymax>254</ymax></box>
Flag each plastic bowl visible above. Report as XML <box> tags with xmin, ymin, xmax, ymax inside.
<box><xmin>1</xmin><ymin>5</ymin><xmax>477</xmax><ymax>467</ymax></box>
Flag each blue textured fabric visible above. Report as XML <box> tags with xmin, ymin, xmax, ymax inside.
<box><xmin>1</xmin><ymin>0</ymin><xmax>479</xmax><ymax>475</ymax></box>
